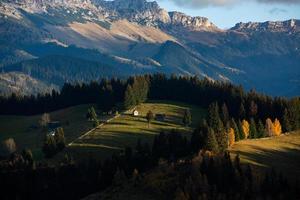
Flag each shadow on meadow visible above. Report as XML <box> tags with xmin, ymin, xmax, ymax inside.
<box><xmin>231</xmin><ymin>145</ymin><xmax>300</xmax><ymax>182</ymax></box>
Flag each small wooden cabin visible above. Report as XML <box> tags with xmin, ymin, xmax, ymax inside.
<box><xmin>133</xmin><ymin>110</ymin><xmax>139</xmax><ymax>116</ymax></box>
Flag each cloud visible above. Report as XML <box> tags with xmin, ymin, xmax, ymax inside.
<box><xmin>161</xmin><ymin>0</ymin><xmax>300</xmax><ymax>8</ymax></box>
<box><xmin>269</xmin><ymin>8</ymin><xmax>287</xmax><ymax>15</ymax></box>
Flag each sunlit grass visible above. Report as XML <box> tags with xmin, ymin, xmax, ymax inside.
<box><xmin>67</xmin><ymin>101</ymin><xmax>206</xmax><ymax>161</ymax></box>
<box><xmin>230</xmin><ymin>130</ymin><xmax>300</xmax><ymax>181</ymax></box>
<box><xmin>0</xmin><ymin>104</ymin><xmax>95</xmax><ymax>159</ymax></box>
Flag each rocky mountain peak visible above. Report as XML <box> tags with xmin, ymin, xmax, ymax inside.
<box><xmin>168</xmin><ymin>11</ymin><xmax>218</xmax><ymax>31</ymax></box>
<box><xmin>231</xmin><ymin>19</ymin><xmax>299</xmax><ymax>33</ymax></box>
<box><xmin>93</xmin><ymin>0</ymin><xmax>159</xmax><ymax>12</ymax></box>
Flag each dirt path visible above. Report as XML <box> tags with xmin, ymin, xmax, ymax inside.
<box><xmin>68</xmin><ymin>106</ymin><xmax>136</xmax><ymax>147</ymax></box>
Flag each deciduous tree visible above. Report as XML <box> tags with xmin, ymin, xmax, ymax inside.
<box><xmin>228</xmin><ymin>128</ymin><xmax>235</xmax><ymax>147</ymax></box>
<box><xmin>146</xmin><ymin>110</ymin><xmax>154</xmax><ymax>128</ymax></box>
<box><xmin>273</xmin><ymin>118</ymin><xmax>282</xmax><ymax>136</ymax></box>
<box><xmin>265</xmin><ymin>118</ymin><xmax>275</xmax><ymax>137</ymax></box>
<box><xmin>39</xmin><ymin>113</ymin><xmax>50</xmax><ymax>128</ymax></box>
<box><xmin>0</xmin><ymin>138</ymin><xmax>17</xmax><ymax>157</ymax></box>
<box><xmin>242</xmin><ymin>119</ymin><xmax>250</xmax><ymax>139</ymax></box>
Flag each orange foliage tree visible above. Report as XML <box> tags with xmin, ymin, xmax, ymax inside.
<box><xmin>242</xmin><ymin>119</ymin><xmax>250</xmax><ymax>139</ymax></box>
<box><xmin>228</xmin><ymin>128</ymin><xmax>235</xmax><ymax>147</ymax></box>
<box><xmin>265</xmin><ymin>118</ymin><xmax>275</xmax><ymax>137</ymax></box>
<box><xmin>273</xmin><ymin>118</ymin><xmax>282</xmax><ymax>136</ymax></box>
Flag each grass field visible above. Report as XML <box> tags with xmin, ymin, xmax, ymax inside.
<box><xmin>65</xmin><ymin>101</ymin><xmax>206</xmax><ymax>161</ymax></box>
<box><xmin>0</xmin><ymin>104</ymin><xmax>97</xmax><ymax>159</ymax></box>
<box><xmin>230</xmin><ymin>131</ymin><xmax>300</xmax><ymax>181</ymax></box>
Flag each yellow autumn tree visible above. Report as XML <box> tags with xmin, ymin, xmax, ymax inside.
<box><xmin>273</xmin><ymin>118</ymin><xmax>282</xmax><ymax>136</ymax></box>
<box><xmin>242</xmin><ymin>119</ymin><xmax>250</xmax><ymax>139</ymax></box>
<box><xmin>265</xmin><ymin>118</ymin><xmax>275</xmax><ymax>137</ymax></box>
<box><xmin>228</xmin><ymin>128</ymin><xmax>235</xmax><ymax>147</ymax></box>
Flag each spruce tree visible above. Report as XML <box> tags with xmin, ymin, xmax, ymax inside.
<box><xmin>283</xmin><ymin>108</ymin><xmax>292</xmax><ymax>132</ymax></box>
<box><xmin>239</xmin><ymin>103</ymin><xmax>246</xmax><ymax>119</ymax></box>
<box><xmin>249</xmin><ymin>118</ymin><xmax>257</xmax><ymax>139</ymax></box>
<box><xmin>208</xmin><ymin>102</ymin><xmax>221</xmax><ymax>132</ymax></box>
<box><xmin>221</xmin><ymin>103</ymin><xmax>230</xmax><ymax>124</ymax></box>
<box><xmin>90</xmin><ymin>107</ymin><xmax>99</xmax><ymax>127</ymax></box>
<box><xmin>257</xmin><ymin>120</ymin><xmax>266</xmax><ymax>138</ymax></box>
<box><xmin>205</xmin><ymin>128</ymin><xmax>219</xmax><ymax>153</ymax></box>
<box><xmin>183</xmin><ymin>109</ymin><xmax>192</xmax><ymax>127</ymax></box>
<box><xmin>238</xmin><ymin>120</ymin><xmax>245</xmax><ymax>140</ymax></box>
<box><xmin>231</xmin><ymin>118</ymin><xmax>240</xmax><ymax>142</ymax></box>
<box><xmin>249</xmin><ymin>101</ymin><xmax>258</xmax><ymax>117</ymax></box>
<box><xmin>191</xmin><ymin>119</ymin><xmax>208</xmax><ymax>153</ymax></box>
<box><xmin>215</xmin><ymin>119</ymin><xmax>227</xmax><ymax>152</ymax></box>
<box><xmin>124</xmin><ymin>85</ymin><xmax>135</xmax><ymax>109</ymax></box>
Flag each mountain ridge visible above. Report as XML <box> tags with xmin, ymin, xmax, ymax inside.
<box><xmin>0</xmin><ymin>0</ymin><xmax>299</xmax><ymax>96</ymax></box>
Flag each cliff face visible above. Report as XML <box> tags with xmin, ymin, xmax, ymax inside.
<box><xmin>231</xmin><ymin>19</ymin><xmax>300</xmax><ymax>33</ymax></box>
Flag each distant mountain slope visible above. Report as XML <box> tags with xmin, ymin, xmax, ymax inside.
<box><xmin>2</xmin><ymin>55</ymin><xmax>159</xmax><ymax>86</ymax></box>
<box><xmin>0</xmin><ymin>0</ymin><xmax>299</xmax><ymax>96</ymax></box>
<box><xmin>0</xmin><ymin>72</ymin><xmax>57</xmax><ymax>95</ymax></box>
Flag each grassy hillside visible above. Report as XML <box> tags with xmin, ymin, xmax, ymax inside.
<box><xmin>66</xmin><ymin>101</ymin><xmax>206</xmax><ymax>161</ymax></box>
<box><xmin>230</xmin><ymin>131</ymin><xmax>300</xmax><ymax>181</ymax></box>
<box><xmin>0</xmin><ymin>104</ymin><xmax>95</xmax><ymax>159</ymax></box>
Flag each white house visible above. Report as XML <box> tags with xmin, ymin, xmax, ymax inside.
<box><xmin>133</xmin><ymin>110</ymin><xmax>139</xmax><ymax>116</ymax></box>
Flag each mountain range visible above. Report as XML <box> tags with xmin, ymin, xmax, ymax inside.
<box><xmin>0</xmin><ymin>0</ymin><xmax>299</xmax><ymax>96</ymax></box>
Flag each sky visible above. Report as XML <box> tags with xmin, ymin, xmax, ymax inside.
<box><xmin>155</xmin><ymin>0</ymin><xmax>300</xmax><ymax>29</ymax></box>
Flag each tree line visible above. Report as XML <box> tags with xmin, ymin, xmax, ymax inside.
<box><xmin>0</xmin><ymin>74</ymin><xmax>299</xmax><ymax>132</ymax></box>
<box><xmin>1</xmin><ymin>130</ymin><xmax>299</xmax><ymax>199</ymax></box>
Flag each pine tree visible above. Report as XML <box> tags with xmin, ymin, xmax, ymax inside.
<box><xmin>191</xmin><ymin>119</ymin><xmax>208</xmax><ymax>153</ymax></box>
<box><xmin>249</xmin><ymin>101</ymin><xmax>258</xmax><ymax>117</ymax></box>
<box><xmin>183</xmin><ymin>109</ymin><xmax>192</xmax><ymax>127</ymax></box>
<box><xmin>249</xmin><ymin>118</ymin><xmax>257</xmax><ymax>139</ymax></box>
<box><xmin>221</xmin><ymin>103</ymin><xmax>230</xmax><ymax>124</ymax></box>
<box><xmin>90</xmin><ymin>107</ymin><xmax>99</xmax><ymax>127</ymax></box>
<box><xmin>208</xmin><ymin>102</ymin><xmax>227</xmax><ymax>151</ymax></box>
<box><xmin>239</xmin><ymin>103</ymin><xmax>246</xmax><ymax>119</ymax></box>
<box><xmin>215</xmin><ymin>119</ymin><xmax>227</xmax><ymax>152</ymax></box>
<box><xmin>257</xmin><ymin>120</ymin><xmax>266</xmax><ymax>138</ymax></box>
<box><xmin>208</xmin><ymin>102</ymin><xmax>221</xmax><ymax>132</ymax></box>
<box><xmin>238</xmin><ymin>120</ymin><xmax>245</xmax><ymax>140</ymax></box>
<box><xmin>86</xmin><ymin>108</ymin><xmax>92</xmax><ymax>120</ymax></box>
<box><xmin>124</xmin><ymin>85</ymin><xmax>135</xmax><ymax>109</ymax></box>
<box><xmin>283</xmin><ymin>108</ymin><xmax>292</xmax><ymax>132</ymax></box>
<box><xmin>205</xmin><ymin>128</ymin><xmax>219</xmax><ymax>153</ymax></box>
<box><xmin>242</xmin><ymin>119</ymin><xmax>250</xmax><ymax>139</ymax></box>
<box><xmin>230</xmin><ymin>118</ymin><xmax>240</xmax><ymax>142</ymax></box>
